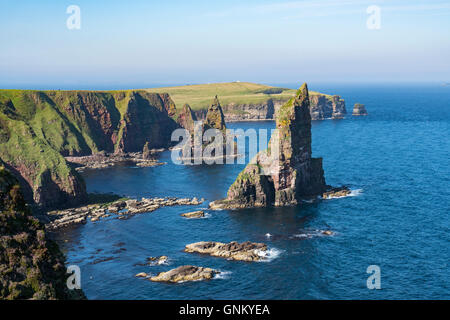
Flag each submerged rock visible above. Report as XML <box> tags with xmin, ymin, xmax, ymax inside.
<box><xmin>149</xmin><ymin>265</ymin><xmax>218</xmax><ymax>283</ymax></box>
<box><xmin>185</xmin><ymin>241</ymin><xmax>268</xmax><ymax>262</ymax></box>
<box><xmin>177</xmin><ymin>96</ymin><xmax>237</xmax><ymax>163</ymax></box>
<box><xmin>352</xmin><ymin>103</ymin><xmax>368</xmax><ymax>116</ymax></box>
<box><xmin>209</xmin><ymin>83</ymin><xmax>327</xmax><ymax>209</ymax></box>
<box><xmin>147</xmin><ymin>255</ymin><xmax>169</xmax><ymax>265</ymax></box>
<box><xmin>181</xmin><ymin>210</ymin><xmax>205</xmax><ymax>218</ymax></box>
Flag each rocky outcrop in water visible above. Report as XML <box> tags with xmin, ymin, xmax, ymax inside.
<box><xmin>149</xmin><ymin>265</ymin><xmax>219</xmax><ymax>283</ymax></box>
<box><xmin>65</xmin><ymin>150</ymin><xmax>164</xmax><ymax>172</ymax></box>
<box><xmin>0</xmin><ymin>89</ymin><xmax>178</xmax><ymax>209</ymax></box>
<box><xmin>322</xmin><ymin>186</ymin><xmax>351</xmax><ymax>199</ymax></box>
<box><xmin>46</xmin><ymin>196</ymin><xmax>204</xmax><ymax>230</ymax></box>
<box><xmin>209</xmin><ymin>83</ymin><xmax>327</xmax><ymax>209</ymax></box>
<box><xmin>352</xmin><ymin>103</ymin><xmax>368</xmax><ymax>116</ymax></box>
<box><xmin>184</xmin><ymin>241</ymin><xmax>268</xmax><ymax>261</ymax></box>
<box><xmin>0</xmin><ymin>165</ymin><xmax>85</xmax><ymax>299</ymax></box>
<box><xmin>176</xmin><ymin>96</ymin><xmax>236</xmax><ymax>162</ymax></box>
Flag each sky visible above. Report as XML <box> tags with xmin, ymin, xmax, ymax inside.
<box><xmin>0</xmin><ymin>0</ymin><xmax>449</xmax><ymax>89</ymax></box>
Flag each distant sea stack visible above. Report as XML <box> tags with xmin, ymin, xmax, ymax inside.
<box><xmin>205</xmin><ymin>96</ymin><xmax>227</xmax><ymax>132</ymax></box>
<box><xmin>352</xmin><ymin>103</ymin><xmax>368</xmax><ymax>116</ymax></box>
<box><xmin>177</xmin><ymin>96</ymin><xmax>235</xmax><ymax>162</ymax></box>
<box><xmin>209</xmin><ymin>83</ymin><xmax>327</xmax><ymax>209</ymax></box>
<box><xmin>0</xmin><ymin>89</ymin><xmax>178</xmax><ymax>209</ymax></box>
<box><xmin>176</xmin><ymin>103</ymin><xmax>197</xmax><ymax>135</ymax></box>
<box><xmin>0</xmin><ymin>165</ymin><xmax>85</xmax><ymax>299</ymax></box>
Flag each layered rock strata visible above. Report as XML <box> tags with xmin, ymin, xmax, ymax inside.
<box><xmin>0</xmin><ymin>165</ymin><xmax>85</xmax><ymax>299</ymax></box>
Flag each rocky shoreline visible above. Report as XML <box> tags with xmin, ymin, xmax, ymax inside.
<box><xmin>46</xmin><ymin>196</ymin><xmax>204</xmax><ymax>230</ymax></box>
<box><xmin>65</xmin><ymin>150</ymin><xmax>166</xmax><ymax>172</ymax></box>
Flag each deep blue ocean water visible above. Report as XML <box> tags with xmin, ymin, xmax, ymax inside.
<box><xmin>54</xmin><ymin>84</ymin><xmax>450</xmax><ymax>299</ymax></box>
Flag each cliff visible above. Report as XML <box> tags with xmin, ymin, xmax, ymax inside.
<box><xmin>0</xmin><ymin>89</ymin><xmax>178</xmax><ymax>209</ymax></box>
<box><xmin>352</xmin><ymin>103</ymin><xmax>368</xmax><ymax>116</ymax></box>
<box><xmin>210</xmin><ymin>83</ymin><xmax>327</xmax><ymax>209</ymax></box>
<box><xmin>147</xmin><ymin>82</ymin><xmax>346</xmax><ymax>122</ymax></box>
<box><xmin>0</xmin><ymin>164</ymin><xmax>85</xmax><ymax>299</ymax></box>
<box><xmin>176</xmin><ymin>96</ymin><xmax>234</xmax><ymax>162</ymax></box>
<box><xmin>309</xmin><ymin>94</ymin><xmax>346</xmax><ymax>120</ymax></box>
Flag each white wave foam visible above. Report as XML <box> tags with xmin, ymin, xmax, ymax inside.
<box><xmin>214</xmin><ymin>270</ymin><xmax>232</xmax><ymax>280</ymax></box>
<box><xmin>265</xmin><ymin>233</ymin><xmax>272</xmax><ymax>239</ymax></box>
<box><xmin>292</xmin><ymin>229</ymin><xmax>336</xmax><ymax>239</ymax></box>
<box><xmin>255</xmin><ymin>247</ymin><xmax>283</xmax><ymax>262</ymax></box>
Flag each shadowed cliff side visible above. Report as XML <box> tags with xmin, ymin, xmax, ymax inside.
<box><xmin>0</xmin><ymin>164</ymin><xmax>85</xmax><ymax>299</ymax></box>
<box><xmin>210</xmin><ymin>83</ymin><xmax>327</xmax><ymax>209</ymax></box>
<box><xmin>0</xmin><ymin>89</ymin><xmax>178</xmax><ymax>209</ymax></box>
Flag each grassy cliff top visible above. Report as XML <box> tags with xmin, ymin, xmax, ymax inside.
<box><xmin>145</xmin><ymin>82</ymin><xmax>329</xmax><ymax>110</ymax></box>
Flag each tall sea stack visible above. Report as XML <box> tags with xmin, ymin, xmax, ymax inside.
<box><xmin>352</xmin><ymin>103</ymin><xmax>368</xmax><ymax>116</ymax></box>
<box><xmin>210</xmin><ymin>83</ymin><xmax>327</xmax><ymax>209</ymax></box>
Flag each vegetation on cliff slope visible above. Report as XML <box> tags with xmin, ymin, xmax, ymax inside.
<box><xmin>0</xmin><ymin>164</ymin><xmax>85</xmax><ymax>299</ymax></box>
<box><xmin>0</xmin><ymin>89</ymin><xmax>177</xmax><ymax>209</ymax></box>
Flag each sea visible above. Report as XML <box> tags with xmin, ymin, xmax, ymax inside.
<box><xmin>53</xmin><ymin>83</ymin><xmax>450</xmax><ymax>299</ymax></box>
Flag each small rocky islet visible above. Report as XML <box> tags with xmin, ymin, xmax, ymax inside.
<box><xmin>0</xmin><ymin>83</ymin><xmax>353</xmax><ymax>293</ymax></box>
<box><xmin>134</xmin><ymin>241</ymin><xmax>271</xmax><ymax>283</ymax></box>
<box><xmin>148</xmin><ymin>266</ymin><xmax>220</xmax><ymax>283</ymax></box>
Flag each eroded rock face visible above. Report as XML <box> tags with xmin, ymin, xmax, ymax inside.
<box><xmin>177</xmin><ymin>104</ymin><xmax>197</xmax><ymax>135</ymax></box>
<box><xmin>184</xmin><ymin>241</ymin><xmax>268</xmax><ymax>262</ymax></box>
<box><xmin>352</xmin><ymin>103</ymin><xmax>368</xmax><ymax>116</ymax></box>
<box><xmin>149</xmin><ymin>265</ymin><xmax>218</xmax><ymax>283</ymax></box>
<box><xmin>309</xmin><ymin>94</ymin><xmax>346</xmax><ymax>120</ymax></box>
<box><xmin>46</xmin><ymin>196</ymin><xmax>204</xmax><ymax>230</ymax></box>
<box><xmin>0</xmin><ymin>165</ymin><xmax>85</xmax><ymax>300</ymax></box>
<box><xmin>210</xmin><ymin>83</ymin><xmax>327</xmax><ymax>209</ymax></box>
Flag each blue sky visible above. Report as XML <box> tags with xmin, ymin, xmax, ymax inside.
<box><xmin>0</xmin><ymin>0</ymin><xmax>449</xmax><ymax>88</ymax></box>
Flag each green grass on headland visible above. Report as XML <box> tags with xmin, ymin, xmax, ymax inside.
<box><xmin>146</xmin><ymin>82</ymin><xmax>329</xmax><ymax>110</ymax></box>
